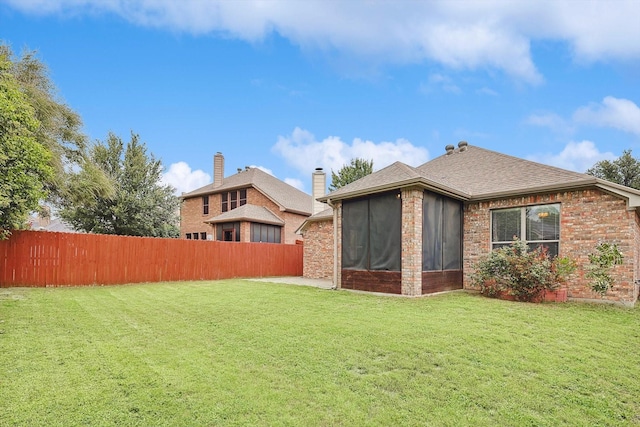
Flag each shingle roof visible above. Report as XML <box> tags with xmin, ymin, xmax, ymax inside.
<box><xmin>295</xmin><ymin>207</ymin><xmax>333</xmax><ymax>234</ymax></box>
<box><xmin>319</xmin><ymin>144</ymin><xmax>640</xmax><ymax>207</ymax></box>
<box><xmin>204</xmin><ymin>204</ymin><xmax>285</xmax><ymax>225</ymax></box>
<box><xmin>416</xmin><ymin>145</ymin><xmax>596</xmax><ymax>199</ymax></box>
<box><xmin>182</xmin><ymin>167</ymin><xmax>312</xmax><ymax>215</ymax></box>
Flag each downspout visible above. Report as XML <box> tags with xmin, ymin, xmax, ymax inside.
<box><xmin>327</xmin><ymin>198</ymin><xmax>338</xmax><ymax>289</ymax></box>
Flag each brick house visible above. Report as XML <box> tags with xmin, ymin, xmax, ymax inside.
<box><xmin>303</xmin><ymin>142</ymin><xmax>640</xmax><ymax>306</ymax></box>
<box><xmin>180</xmin><ymin>153</ymin><xmax>312</xmax><ymax>244</ymax></box>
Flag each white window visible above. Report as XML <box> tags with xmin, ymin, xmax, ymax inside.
<box><xmin>491</xmin><ymin>203</ymin><xmax>560</xmax><ymax>257</ymax></box>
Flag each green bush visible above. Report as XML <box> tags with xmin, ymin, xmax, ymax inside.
<box><xmin>472</xmin><ymin>239</ymin><xmax>576</xmax><ymax>302</ymax></box>
<box><xmin>586</xmin><ymin>242</ymin><xmax>624</xmax><ymax>295</ymax></box>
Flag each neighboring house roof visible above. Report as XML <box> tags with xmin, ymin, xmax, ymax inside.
<box><xmin>295</xmin><ymin>207</ymin><xmax>333</xmax><ymax>234</ymax></box>
<box><xmin>28</xmin><ymin>216</ymin><xmax>78</xmax><ymax>233</ymax></box>
<box><xmin>204</xmin><ymin>204</ymin><xmax>285</xmax><ymax>226</ymax></box>
<box><xmin>182</xmin><ymin>167</ymin><xmax>312</xmax><ymax>215</ymax></box>
<box><xmin>319</xmin><ymin>144</ymin><xmax>640</xmax><ymax>209</ymax></box>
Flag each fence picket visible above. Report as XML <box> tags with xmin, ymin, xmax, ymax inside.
<box><xmin>0</xmin><ymin>231</ymin><xmax>303</xmax><ymax>287</ymax></box>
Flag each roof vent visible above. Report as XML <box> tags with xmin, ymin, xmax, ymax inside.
<box><xmin>237</xmin><ymin>168</ymin><xmax>242</xmax><ymax>173</ymax></box>
<box><xmin>458</xmin><ymin>141</ymin><xmax>468</xmax><ymax>152</ymax></box>
<box><xmin>445</xmin><ymin>144</ymin><xmax>455</xmax><ymax>155</ymax></box>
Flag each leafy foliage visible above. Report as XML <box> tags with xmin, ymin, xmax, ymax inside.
<box><xmin>586</xmin><ymin>150</ymin><xmax>640</xmax><ymax>189</ymax></box>
<box><xmin>472</xmin><ymin>239</ymin><xmax>576</xmax><ymax>302</ymax></box>
<box><xmin>329</xmin><ymin>158</ymin><xmax>373</xmax><ymax>191</ymax></box>
<box><xmin>586</xmin><ymin>242</ymin><xmax>624</xmax><ymax>295</ymax></box>
<box><xmin>0</xmin><ymin>44</ymin><xmax>113</xmax><ymax>210</ymax></box>
<box><xmin>0</xmin><ymin>52</ymin><xmax>53</xmax><ymax>238</ymax></box>
<box><xmin>59</xmin><ymin>132</ymin><xmax>179</xmax><ymax>237</ymax></box>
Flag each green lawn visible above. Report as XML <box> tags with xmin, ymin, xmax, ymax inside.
<box><xmin>1</xmin><ymin>281</ymin><xmax>639</xmax><ymax>426</ymax></box>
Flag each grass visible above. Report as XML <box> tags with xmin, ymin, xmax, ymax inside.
<box><xmin>1</xmin><ymin>281</ymin><xmax>639</xmax><ymax>426</ymax></box>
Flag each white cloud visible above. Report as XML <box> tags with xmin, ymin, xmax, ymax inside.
<box><xmin>527</xmin><ymin>140</ymin><xmax>615</xmax><ymax>172</ymax></box>
<box><xmin>250</xmin><ymin>165</ymin><xmax>274</xmax><ymax>175</ymax></box>
<box><xmin>161</xmin><ymin>161</ymin><xmax>210</xmax><ymax>195</ymax></box>
<box><xmin>272</xmin><ymin>127</ymin><xmax>429</xmax><ymax>175</ymax></box>
<box><xmin>284</xmin><ymin>178</ymin><xmax>304</xmax><ymax>191</ymax></box>
<box><xmin>573</xmin><ymin>96</ymin><xmax>640</xmax><ymax>136</ymax></box>
<box><xmin>525</xmin><ymin>112</ymin><xmax>574</xmax><ymax>135</ymax></box>
<box><xmin>8</xmin><ymin>1</ymin><xmax>640</xmax><ymax>83</ymax></box>
<box><xmin>420</xmin><ymin>73</ymin><xmax>462</xmax><ymax>94</ymax></box>
<box><xmin>476</xmin><ymin>87</ymin><xmax>498</xmax><ymax>96</ymax></box>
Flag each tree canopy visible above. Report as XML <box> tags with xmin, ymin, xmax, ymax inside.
<box><xmin>0</xmin><ymin>52</ymin><xmax>53</xmax><ymax>238</ymax></box>
<box><xmin>59</xmin><ymin>132</ymin><xmax>180</xmax><ymax>237</ymax></box>
<box><xmin>586</xmin><ymin>150</ymin><xmax>640</xmax><ymax>190</ymax></box>
<box><xmin>329</xmin><ymin>158</ymin><xmax>374</xmax><ymax>191</ymax></box>
<box><xmin>0</xmin><ymin>44</ymin><xmax>113</xmax><ymax>210</ymax></box>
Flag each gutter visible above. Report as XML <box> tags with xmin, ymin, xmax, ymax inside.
<box><xmin>317</xmin><ymin>177</ymin><xmax>470</xmax><ymax>203</ymax></box>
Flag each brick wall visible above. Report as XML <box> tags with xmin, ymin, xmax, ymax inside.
<box><xmin>464</xmin><ymin>189</ymin><xmax>639</xmax><ymax>306</ymax></box>
<box><xmin>300</xmin><ymin>218</ymin><xmax>334</xmax><ymax>279</ymax></box>
<box><xmin>180</xmin><ymin>196</ymin><xmax>215</xmax><ymax>238</ymax></box>
<box><xmin>401</xmin><ymin>187</ymin><xmax>423</xmax><ymax>296</ymax></box>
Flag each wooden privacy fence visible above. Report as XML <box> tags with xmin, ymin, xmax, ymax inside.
<box><xmin>0</xmin><ymin>230</ymin><xmax>303</xmax><ymax>287</ymax></box>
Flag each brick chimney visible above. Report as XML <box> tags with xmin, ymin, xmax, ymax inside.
<box><xmin>312</xmin><ymin>167</ymin><xmax>327</xmax><ymax>214</ymax></box>
<box><xmin>213</xmin><ymin>152</ymin><xmax>224</xmax><ymax>188</ymax></box>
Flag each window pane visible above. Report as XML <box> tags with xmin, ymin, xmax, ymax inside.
<box><xmin>251</xmin><ymin>223</ymin><xmax>259</xmax><ymax>242</ymax></box>
<box><xmin>186</xmin><ymin>233</ymin><xmax>192</xmax><ymax>240</ymax></box>
<box><xmin>342</xmin><ymin>199</ymin><xmax>369</xmax><ymax>269</ymax></box>
<box><xmin>230</xmin><ymin>192</ymin><xmax>237</xmax><ymax>210</ymax></box>
<box><xmin>526</xmin><ymin>204</ymin><xmax>560</xmax><ymax>241</ymax></box>
<box><xmin>240</xmin><ymin>189</ymin><xmax>247</xmax><ymax>206</ymax></box>
<box><xmin>492</xmin><ymin>208</ymin><xmax>521</xmax><ymax>242</ymax></box>
<box><xmin>234</xmin><ymin>222</ymin><xmax>240</xmax><ymax>242</ymax></box>
<box><xmin>423</xmin><ymin>192</ymin><xmax>443</xmax><ymax>271</ymax></box>
<box><xmin>201</xmin><ymin>232</ymin><xmax>207</xmax><ymax>240</ymax></box>
<box><xmin>369</xmin><ymin>193</ymin><xmax>401</xmax><ymax>271</ymax></box>
<box><xmin>527</xmin><ymin>242</ymin><xmax>559</xmax><ymax>258</ymax></box>
<box><xmin>443</xmin><ymin>197</ymin><xmax>462</xmax><ymax>270</ymax></box>
<box><xmin>202</xmin><ymin>196</ymin><xmax>209</xmax><ymax>215</ymax></box>
<box><xmin>275</xmin><ymin>227</ymin><xmax>281</xmax><ymax>243</ymax></box>
<box><xmin>260</xmin><ymin>225</ymin><xmax>268</xmax><ymax>242</ymax></box>
<box><xmin>222</xmin><ymin>193</ymin><xmax>228</xmax><ymax>212</ymax></box>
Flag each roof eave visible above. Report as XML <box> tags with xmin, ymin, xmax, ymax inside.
<box><xmin>204</xmin><ymin>216</ymin><xmax>284</xmax><ymax>226</ymax></box>
<box><xmin>594</xmin><ymin>179</ymin><xmax>640</xmax><ymax>208</ymax></box>
<box><xmin>317</xmin><ymin>178</ymin><xmax>470</xmax><ymax>202</ymax></box>
<box><xmin>466</xmin><ymin>179</ymin><xmax>598</xmax><ymax>202</ymax></box>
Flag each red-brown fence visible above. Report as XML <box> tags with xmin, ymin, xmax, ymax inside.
<box><xmin>0</xmin><ymin>230</ymin><xmax>303</xmax><ymax>287</ymax></box>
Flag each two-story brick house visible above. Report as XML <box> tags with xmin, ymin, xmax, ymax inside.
<box><xmin>180</xmin><ymin>153</ymin><xmax>312</xmax><ymax>244</ymax></box>
<box><xmin>300</xmin><ymin>142</ymin><xmax>640</xmax><ymax>306</ymax></box>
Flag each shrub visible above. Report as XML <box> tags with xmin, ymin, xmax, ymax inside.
<box><xmin>472</xmin><ymin>239</ymin><xmax>576</xmax><ymax>302</ymax></box>
<box><xmin>586</xmin><ymin>242</ymin><xmax>623</xmax><ymax>296</ymax></box>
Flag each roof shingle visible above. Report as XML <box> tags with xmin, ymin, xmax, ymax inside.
<box><xmin>182</xmin><ymin>167</ymin><xmax>312</xmax><ymax>215</ymax></box>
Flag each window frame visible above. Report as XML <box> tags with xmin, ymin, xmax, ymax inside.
<box><xmin>221</xmin><ymin>189</ymin><xmax>248</xmax><ymax>212</ymax></box>
<box><xmin>490</xmin><ymin>203</ymin><xmax>560</xmax><ymax>257</ymax></box>
<box><xmin>250</xmin><ymin>223</ymin><xmax>282</xmax><ymax>243</ymax></box>
<box><xmin>202</xmin><ymin>195</ymin><xmax>209</xmax><ymax>215</ymax></box>
<box><xmin>221</xmin><ymin>193</ymin><xmax>228</xmax><ymax>212</ymax></box>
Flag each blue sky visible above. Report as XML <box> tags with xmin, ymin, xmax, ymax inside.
<box><xmin>2</xmin><ymin>0</ymin><xmax>640</xmax><ymax>195</ymax></box>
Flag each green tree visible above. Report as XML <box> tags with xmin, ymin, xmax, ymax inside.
<box><xmin>0</xmin><ymin>44</ymin><xmax>113</xmax><ymax>207</ymax></box>
<box><xmin>329</xmin><ymin>158</ymin><xmax>373</xmax><ymax>191</ymax></box>
<box><xmin>59</xmin><ymin>132</ymin><xmax>180</xmax><ymax>237</ymax></box>
<box><xmin>0</xmin><ymin>52</ymin><xmax>53</xmax><ymax>238</ymax></box>
<box><xmin>586</xmin><ymin>150</ymin><xmax>640</xmax><ymax>189</ymax></box>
